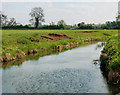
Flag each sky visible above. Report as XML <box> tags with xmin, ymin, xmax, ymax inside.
<box><xmin>1</xmin><ymin>0</ymin><xmax>119</xmax><ymax>25</ymax></box>
<box><xmin>1</xmin><ymin>0</ymin><xmax>120</xmax><ymax>2</ymax></box>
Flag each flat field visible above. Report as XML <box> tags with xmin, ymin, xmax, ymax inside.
<box><xmin>1</xmin><ymin>29</ymin><xmax>118</xmax><ymax>59</ymax></box>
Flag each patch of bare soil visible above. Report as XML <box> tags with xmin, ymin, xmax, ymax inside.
<box><xmin>41</xmin><ymin>33</ymin><xmax>71</xmax><ymax>41</ymax></box>
<box><xmin>31</xmin><ymin>40</ymin><xmax>39</xmax><ymax>43</ymax></box>
<box><xmin>41</xmin><ymin>35</ymin><xmax>54</xmax><ymax>40</ymax></box>
<box><xmin>75</xmin><ymin>31</ymin><xmax>99</xmax><ymax>33</ymax></box>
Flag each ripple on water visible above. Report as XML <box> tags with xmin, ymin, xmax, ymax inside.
<box><xmin>2</xmin><ymin>42</ymin><xmax>109</xmax><ymax>93</ymax></box>
<box><xmin>3</xmin><ymin>68</ymin><xmax>109</xmax><ymax>93</ymax></box>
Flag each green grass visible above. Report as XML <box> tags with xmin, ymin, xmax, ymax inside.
<box><xmin>102</xmin><ymin>36</ymin><xmax>120</xmax><ymax>70</ymax></box>
<box><xmin>1</xmin><ymin>29</ymin><xmax>118</xmax><ymax>59</ymax></box>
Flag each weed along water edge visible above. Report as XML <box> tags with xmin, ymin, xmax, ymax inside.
<box><xmin>2</xmin><ymin>42</ymin><xmax>109</xmax><ymax>93</ymax></box>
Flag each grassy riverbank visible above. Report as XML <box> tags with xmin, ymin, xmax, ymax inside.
<box><xmin>100</xmin><ymin>35</ymin><xmax>120</xmax><ymax>94</ymax></box>
<box><xmin>101</xmin><ymin>36</ymin><xmax>120</xmax><ymax>69</ymax></box>
<box><xmin>1</xmin><ymin>29</ymin><xmax>118</xmax><ymax>62</ymax></box>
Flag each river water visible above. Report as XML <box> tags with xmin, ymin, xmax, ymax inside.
<box><xmin>1</xmin><ymin>42</ymin><xmax>109</xmax><ymax>93</ymax></box>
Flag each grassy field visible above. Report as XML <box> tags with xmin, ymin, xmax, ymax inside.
<box><xmin>1</xmin><ymin>29</ymin><xmax>118</xmax><ymax>62</ymax></box>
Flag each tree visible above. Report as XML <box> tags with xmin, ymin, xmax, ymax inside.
<box><xmin>0</xmin><ymin>11</ymin><xmax>8</xmax><ymax>26</ymax></box>
<box><xmin>78</xmin><ymin>22</ymin><xmax>85</xmax><ymax>27</ymax></box>
<box><xmin>57</xmin><ymin>20</ymin><xmax>66</xmax><ymax>29</ymax></box>
<box><xmin>116</xmin><ymin>10</ymin><xmax>120</xmax><ymax>27</ymax></box>
<box><xmin>57</xmin><ymin>20</ymin><xmax>66</xmax><ymax>26</ymax></box>
<box><xmin>8</xmin><ymin>18</ymin><xmax>17</xmax><ymax>26</ymax></box>
<box><xmin>49</xmin><ymin>21</ymin><xmax>55</xmax><ymax>25</ymax></box>
<box><xmin>72</xmin><ymin>24</ymin><xmax>77</xmax><ymax>29</ymax></box>
<box><xmin>29</xmin><ymin>7</ymin><xmax>45</xmax><ymax>28</ymax></box>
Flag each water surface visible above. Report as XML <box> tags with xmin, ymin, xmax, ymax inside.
<box><xmin>2</xmin><ymin>42</ymin><xmax>109</xmax><ymax>93</ymax></box>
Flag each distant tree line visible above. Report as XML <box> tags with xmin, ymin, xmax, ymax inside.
<box><xmin>0</xmin><ymin>7</ymin><xmax>119</xmax><ymax>29</ymax></box>
<box><xmin>77</xmin><ymin>21</ymin><xmax>119</xmax><ymax>29</ymax></box>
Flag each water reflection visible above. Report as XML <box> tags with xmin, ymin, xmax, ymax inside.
<box><xmin>2</xmin><ymin>50</ymin><xmax>54</xmax><ymax>70</ymax></box>
<box><xmin>1</xmin><ymin>41</ymin><xmax>101</xmax><ymax>70</ymax></box>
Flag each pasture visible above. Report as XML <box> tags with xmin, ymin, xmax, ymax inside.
<box><xmin>1</xmin><ymin>29</ymin><xmax>118</xmax><ymax>60</ymax></box>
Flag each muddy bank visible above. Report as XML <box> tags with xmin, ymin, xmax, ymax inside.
<box><xmin>1</xmin><ymin>42</ymin><xmax>79</xmax><ymax>63</ymax></box>
<box><xmin>54</xmin><ymin>42</ymin><xmax>79</xmax><ymax>52</ymax></box>
<box><xmin>1</xmin><ymin>37</ymin><xmax>105</xmax><ymax>63</ymax></box>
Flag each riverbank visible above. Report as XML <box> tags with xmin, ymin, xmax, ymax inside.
<box><xmin>2</xmin><ymin>41</ymin><xmax>101</xmax><ymax>69</ymax></box>
<box><xmin>100</xmin><ymin>36</ymin><xmax>120</xmax><ymax>94</ymax></box>
<box><xmin>1</xmin><ymin>30</ymin><xmax>117</xmax><ymax>63</ymax></box>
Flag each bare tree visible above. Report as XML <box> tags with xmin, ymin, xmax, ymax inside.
<box><xmin>29</xmin><ymin>7</ymin><xmax>45</xmax><ymax>28</ymax></box>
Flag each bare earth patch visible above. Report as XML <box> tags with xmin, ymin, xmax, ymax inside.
<box><xmin>75</xmin><ymin>31</ymin><xmax>99</xmax><ymax>33</ymax></box>
<box><xmin>41</xmin><ymin>33</ymin><xmax>71</xmax><ymax>41</ymax></box>
<box><xmin>31</xmin><ymin>40</ymin><xmax>39</xmax><ymax>43</ymax></box>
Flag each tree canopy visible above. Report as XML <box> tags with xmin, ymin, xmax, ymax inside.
<box><xmin>29</xmin><ymin>7</ymin><xmax>45</xmax><ymax>28</ymax></box>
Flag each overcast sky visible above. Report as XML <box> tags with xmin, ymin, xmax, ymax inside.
<box><xmin>2</xmin><ymin>1</ymin><xmax>119</xmax><ymax>25</ymax></box>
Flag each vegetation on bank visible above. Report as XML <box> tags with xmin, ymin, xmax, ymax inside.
<box><xmin>101</xmin><ymin>36</ymin><xmax>120</xmax><ymax>69</ymax></box>
<box><xmin>100</xmin><ymin>35</ymin><xmax>120</xmax><ymax>95</ymax></box>
<box><xmin>1</xmin><ymin>29</ymin><xmax>118</xmax><ymax>62</ymax></box>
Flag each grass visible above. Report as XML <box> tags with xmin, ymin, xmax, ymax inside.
<box><xmin>1</xmin><ymin>29</ymin><xmax>118</xmax><ymax>59</ymax></box>
<box><xmin>102</xmin><ymin>35</ymin><xmax>120</xmax><ymax>69</ymax></box>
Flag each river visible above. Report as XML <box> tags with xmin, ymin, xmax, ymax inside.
<box><xmin>1</xmin><ymin>42</ymin><xmax>109</xmax><ymax>93</ymax></box>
